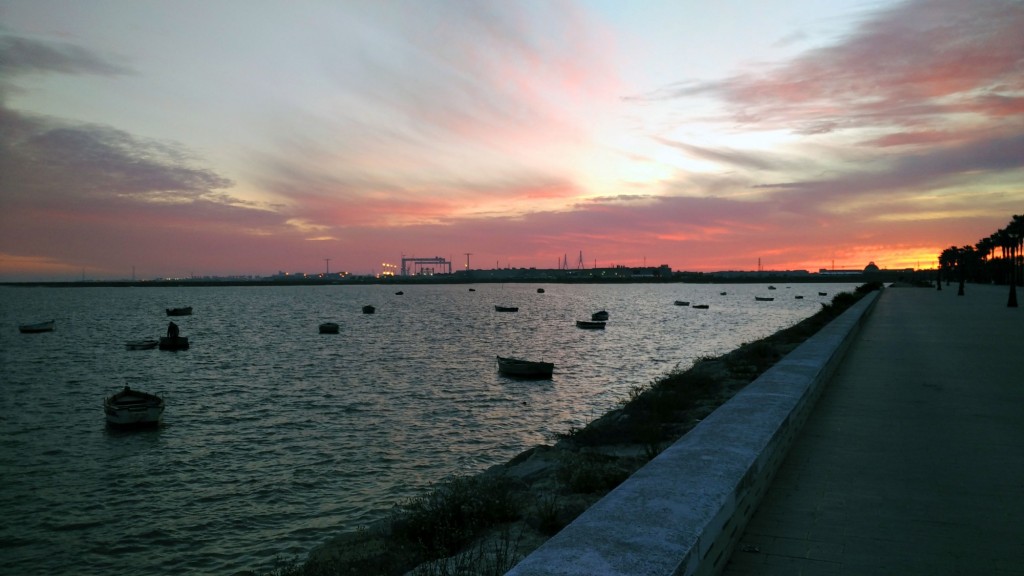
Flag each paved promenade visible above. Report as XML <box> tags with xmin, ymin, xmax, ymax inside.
<box><xmin>722</xmin><ymin>283</ymin><xmax>1024</xmax><ymax>575</ymax></box>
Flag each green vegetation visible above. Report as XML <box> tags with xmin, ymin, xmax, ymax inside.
<box><xmin>255</xmin><ymin>282</ymin><xmax>882</xmax><ymax>576</ymax></box>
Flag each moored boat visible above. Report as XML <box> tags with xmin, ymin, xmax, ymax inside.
<box><xmin>362</xmin><ymin>305</ymin><xmax>376</xmax><ymax>314</ymax></box>
<box><xmin>319</xmin><ymin>322</ymin><xmax>340</xmax><ymax>334</ymax></box>
<box><xmin>755</xmin><ymin>297</ymin><xmax>775</xmax><ymax>302</ymax></box>
<box><xmin>692</xmin><ymin>304</ymin><xmax>710</xmax><ymax>309</ymax></box>
<box><xmin>591</xmin><ymin>310</ymin><xmax>609</xmax><ymax>321</ymax></box>
<box><xmin>795</xmin><ymin>295</ymin><xmax>804</xmax><ymax>299</ymax></box>
<box><xmin>125</xmin><ymin>339</ymin><xmax>159</xmax><ymax>350</ymax></box>
<box><xmin>166</xmin><ymin>307</ymin><xmax>192</xmax><ymax>316</ymax></box>
<box><xmin>819</xmin><ymin>292</ymin><xmax>828</xmax><ymax>296</ymax></box>
<box><xmin>673</xmin><ymin>300</ymin><xmax>690</xmax><ymax>306</ymax></box>
<box><xmin>159</xmin><ymin>336</ymin><xmax>190</xmax><ymax>350</ymax></box>
<box><xmin>537</xmin><ymin>288</ymin><xmax>545</xmax><ymax>293</ymax></box>
<box><xmin>576</xmin><ymin>320</ymin><xmax>606</xmax><ymax>329</ymax></box>
<box><xmin>496</xmin><ymin>355</ymin><xmax>554</xmax><ymax>379</ymax></box>
<box><xmin>494</xmin><ymin>305</ymin><xmax>519</xmax><ymax>312</ymax></box>
<box><xmin>19</xmin><ymin>320</ymin><xmax>55</xmax><ymax>333</ymax></box>
<box><xmin>104</xmin><ymin>385</ymin><xmax>164</xmax><ymax>427</ymax></box>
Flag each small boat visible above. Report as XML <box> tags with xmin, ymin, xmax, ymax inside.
<box><xmin>537</xmin><ymin>288</ymin><xmax>545</xmax><ymax>293</ymax></box>
<box><xmin>19</xmin><ymin>320</ymin><xmax>55</xmax><ymax>333</ymax></box>
<box><xmin>755</xmin><ymin>297</ymin><xmax>775</xmax><ymax>302</ymax></box>
<box><xmin>591</xmin><ymin>310</ymin><xmax>609</xmax><ymax>321</ymax></box>
<box><xmin>319</xmin><ymin>322</ymin><xmax>339</xmax><ymax>334</ymax></box>
<box><xmin>494</xmin><ymin>305</ymin><xmax>519</xmax><ymax>312</ymax></box>
<box><xmin>692</xmin><ymin>304</ymin><xmax>710</xmax><ymax>309</ymax></box>
<box><xmin>166</xmin><ymin>307</ymin><xmax>192</xmax><ymax>316</ymax></box>
<box><xmin>468</xmin><ymin>288</ymin><xmax>476</xmax><ymax>292</ymax></box>
<box><xmin>395</xmin><ymin>291</ymin><xmax>404</xmax><ymax>295</ymax></box>
<box><xmin>767</xmin><ymin>286</ymin><xmax>777</xmax><ymax>290</ymax></box>
<box><xmin>674</xmin><ymin>301</ymin><xmax>690</xmax><ymax>306</ymax></box>
<box><xmin>576</xmin><ymin>320</ymin><xmax>606</xmax><ymax>329</ymax></box>
<box><xmin>720</xmin><ymin>292</ymin><xmax>727</xmax><ymax>296</ymax></box>
<box><xmin>496</xmin><ymin>355</ymin><xmax>554</xmax><ymax>379</ymax></box>
<box><xmin>795</xmin><ymin>295</ymin><xmax>804</xmax><ymax>299</ymax></box>
<box><xmin>105</xmin><ymin>385</ymin><xmax>164</xmax><ymax>427</ymax></box>
<box><xmin>362</xmin><ymin>305</ymin><xmax>376</xmax><ymax>314</ymax></box>
<box><xmin>159</xmin><ymin>336</ymin><xmax>190</xmax><ymax>350</ymax></box>
<box><xmin>819</xmin><ymin>292</ymin><xmax>828</xmax><ymax>296</ymax></box>
<box><xmin>125</xmin><ymin>339</ymin><xmax>159</xmax><ymax>350</ymax></box>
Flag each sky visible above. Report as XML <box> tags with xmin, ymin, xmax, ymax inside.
<box><xmin>1</xmin><ymin>0</ymin><xmax>1022</xmax><ymax>281</ymax></box>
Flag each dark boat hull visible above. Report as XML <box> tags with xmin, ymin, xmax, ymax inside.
<box><xmin>19</xmin><ymin>320</ymin><xmax>55</xmax><ymax>333</ymax></box>
<box><xmin>159</xmin><ymin>336</ymin><xmax>190</xmax><ymax>350</ymax></box>
<box><xmin>496</xmin><ymin>355</ymin><xmax>553</xmax><ymax>379</ymax></box>
<box><xmin>105</xmin><ymin>386</ymin><xmax>164</xmax><ymax>427</ymax></box>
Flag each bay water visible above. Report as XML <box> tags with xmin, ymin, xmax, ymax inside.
<box><xmin>0</xmin><ymin>282</ymin><xmax>856</xmax><ymax>575</ymax></box>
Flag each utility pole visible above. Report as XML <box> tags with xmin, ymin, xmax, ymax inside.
<box><xmin>325</xmin><ymin>258</ymin><xmax>330</xmax><ymax>275</ymax></box>
<box><xmin>464</xmin><ymin>253</ymin><xmax>472</xmax><ymax>270</ymax></box>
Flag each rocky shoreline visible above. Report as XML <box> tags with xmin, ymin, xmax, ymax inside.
<box><xmin>254</xmin><ymin>285</ymin><xmax>878</xmax><ymax>576</ymax></box>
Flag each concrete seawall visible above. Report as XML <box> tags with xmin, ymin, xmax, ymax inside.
<box><xmin>507</xmin><ymin>290</ymin><xmax>881</xmax><ymax>576</ymax></box>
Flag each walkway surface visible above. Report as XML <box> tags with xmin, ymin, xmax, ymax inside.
<box><xmin>722</xmin><ymin>283</ymin><xmax>1024</xmax><ymax>576</ymax></box>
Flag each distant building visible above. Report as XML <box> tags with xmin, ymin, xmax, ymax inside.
<box><xmin>712</xmin><ymin>270</ymin><xmax>811</xmax><ymax>278</ymax></box>
<box><xmin>453</xmin><ymin>264</ymin><xmax>672</xmax><ymax>281</ymax></box>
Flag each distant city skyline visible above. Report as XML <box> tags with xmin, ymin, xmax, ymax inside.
<box><xmin>44</xmin><ymin>259</ymin><xmax>912</xmax><ymax>285</ymax></box>
<box><xmin>2</xmin><ymin>0</ymin><xmax>1022</xmax><ymax>281</ymax></box>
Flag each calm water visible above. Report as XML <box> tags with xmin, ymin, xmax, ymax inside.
<box><xmin>0</xmin><ymin>282</ymin><xmax>855</xmax><ymax>575</ymax></box>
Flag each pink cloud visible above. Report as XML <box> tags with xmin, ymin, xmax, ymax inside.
<box><xmin>645</xmin><ymin>0</ymin><xmax>1024</xmax><ymax>135</ymax></box>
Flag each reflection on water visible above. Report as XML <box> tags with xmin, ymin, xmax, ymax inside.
<box><xmin>0</xmin><ymin>282</ymin><xmax>856</xmax><ymax>574</ymax></box>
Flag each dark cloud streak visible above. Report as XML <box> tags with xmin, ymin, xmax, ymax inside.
<box><xmin>0</xmin><ymin>34</ymin><xmax>133</xmax><ymax>100</ymax></box>
<box><xmin>1</xmin><ymin>113</ymin><xmax>233</xmax><ymax>206</ymax></box>
<box><xmin>0</xmin><ymin>34</ymin><xmax>133</xmax><ymax>76</ymax></box>
<box><xmin>653</xmin><ymin>136</ymin><xmax>783</xmax><ymax>171</ymax></box>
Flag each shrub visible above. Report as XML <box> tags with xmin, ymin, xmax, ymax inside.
<box><xmin>391</xmin><ymin>475</ymin><xmax>521</xmax><ymax>557</ymax></box>
<box><xmin>557</xmin><ymin>453</ymin><xmax>634</xmax><ymax>494</ymax></box>
<box><xmin>408</xmin><ymin>528</ymin><xmax>522</xmax><ymax>576</ymax></box>
<box><xmin>530</xmin><ymin>494</ymin><xmax>563</xmax><ymax>536</ymax></box>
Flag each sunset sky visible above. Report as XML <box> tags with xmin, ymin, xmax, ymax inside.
<box><xmin>1</xmin><ymin>0</ymin><xmax>1022</xmax><ymax>281</ymax></box>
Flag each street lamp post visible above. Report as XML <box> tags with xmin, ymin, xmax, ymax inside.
<box><xmin>1009</xmin><ymin>233</ymin><xmax>1019</xmax><ymax>308</ymax></box>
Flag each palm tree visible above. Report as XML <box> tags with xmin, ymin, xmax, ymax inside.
<box><xmin>934</xmin><ymin>214</ymin><xmax>1023</xmax><ymax>303</ymax></box>
<box><xmin>956</xmin><ymin>245</ymin><xmax>977</xmax><ymax>296</ymax></box>
<box><xmin>975</xmin><ymin>236</ymin><xmax>995</xmax><ymax>283</ymax></box>
<box><xmin>1006</xmin><ymin>215</ymin><xmax>1023</xmax><ymax>307</ymax></box>
<box><xmin>938</xmin><ymin>246</ymin><xmax>959</xmax><ymax>290</ymax></box>
<box><xmin>1012</xmin><ymin>215</ymin><xmax>1024</xmax><ymax>281</ymax></box>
